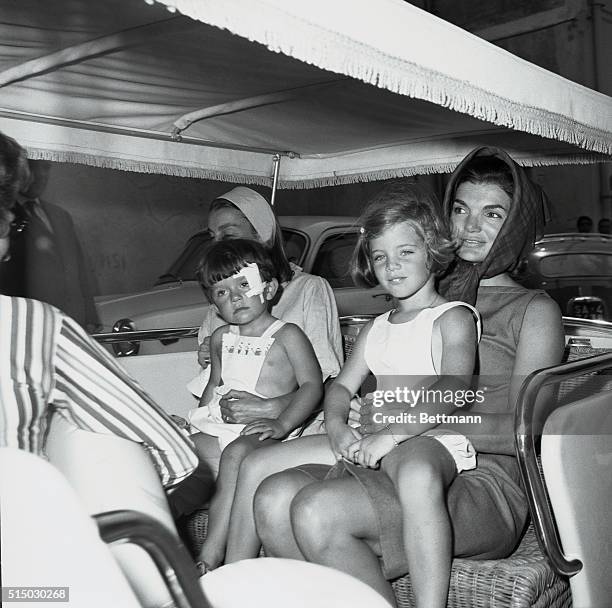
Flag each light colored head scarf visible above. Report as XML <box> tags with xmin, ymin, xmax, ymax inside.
<box><xmin>215</xmin><ymin>186</ymin><xmax>276</xmax><ymax>244</ymax></box>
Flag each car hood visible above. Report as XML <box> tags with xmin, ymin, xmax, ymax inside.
<box><xmin>95</xmin><ymin>281</ymin><xmax>207</xmax><ymax>331</ymax></box>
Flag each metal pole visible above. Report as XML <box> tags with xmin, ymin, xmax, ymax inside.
<box><xmin>270</xmin><ymin>154</ymin><xmax>281</xmax><ymax>207</ymax></box>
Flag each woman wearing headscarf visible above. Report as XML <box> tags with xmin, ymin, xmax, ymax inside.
<box><xmin>169</xmin><ymin>187</ymin><xmax>343</xmax><ymax>518</ymax></box>
<box><xmin>188</xmin><ymin>186</ymin><xmax>342</xmax><ymax>406</ymax></box>
<box><xmin>251</xmin><ymin>147</ymin><xmax>565</xmax><ymax>606</ymax></box>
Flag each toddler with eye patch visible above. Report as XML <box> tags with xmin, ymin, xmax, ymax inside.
<box><xmin>188</xmin><ymin>238</ymin><xmax>323</xmax><ymax>573</ymax></box>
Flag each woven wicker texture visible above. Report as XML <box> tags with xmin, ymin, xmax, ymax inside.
<box><xmin>180</xmin><ymin>342</ymin><xmax>612</xmax><ymax>606</ymax></box>
<box><xmin>184</xmin><ymin>508</ymin><xmax>209</xmax><ymax>556</ymax></box>
<box><xmin>392</xmin><ymin>525</ymin><xmax>571</xmax><ymax>608</ymax></box>
<box><xmin>184</xmin><ymin>511</ymin><xmax>570</xmax><ymax>607</ymax></box>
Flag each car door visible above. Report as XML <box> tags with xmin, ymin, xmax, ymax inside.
<box><xmin>308</xmin><ymin>229</ymin><xmax>394</xmax><ymax>316</ymax></box>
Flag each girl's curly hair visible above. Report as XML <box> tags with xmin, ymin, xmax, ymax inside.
<box><xmin>351</xmin><ymin>182</ymin><xmax>456</xmax><ymax>287</ymax></box>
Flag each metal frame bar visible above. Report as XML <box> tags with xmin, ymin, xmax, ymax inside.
<box><xmin>0</xmin><ymin>110</ymin><xmax>295</xmax><ymax>157</ymax></box>
<box><xmin>270</xmin><ymin>154</ymin><xmax>281</xmax><ymax>207</ymax></box>
<box><xmin>95</xmin><ymin>510</ymin><xmax>210</xmax><ymax>608</ymax></box>
<box><xmin>172</xmin><ymin>80</ymin><xmax>344</xmax><ymax>135</ymax></box>
<box><xmin>91</xmin><ymin>315</ymin><xmax>378</xmax><ymax>345</ymax></box>
<box><xmin>514</xmin><ymin>351</ymin><xmax>612</xmax><ymax>577</ymax></box>
<box><xmin>0</xmin><ymin>17</ymin><xmax>196</xmax><ymax>88</ymax></box>
<box><xmin>92</xmin><ymin>326</ymin><xmax>199</xmax><ymax>344</ymax></box>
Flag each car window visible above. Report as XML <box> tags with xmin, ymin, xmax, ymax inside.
<box><xmin>311</xmin><ymin>232</ymin><xmax>358</xmax><ymax>288</ymax></box>
<box><xmin>157</xmin><ymin>233</ymin><xmax>212</xmax><ymax>284</ymax></box>
<box><xmin>282</xmin><ymin>229</ymin><xmax>307</xmax><ymax>266</ymax></box>
<box><xmin>540</xmin><ymin>253</ymin><xmax>612</xmax><ymax>278</ymax></box>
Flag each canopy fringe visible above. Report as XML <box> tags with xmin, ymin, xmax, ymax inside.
<box><xmin>159</xmin><ymin>0</ymin><xmax>612</xmax><ymax>156</ymax></box>
<box><xmin>25</xmin><ymin>148</ymin><xmax>274</xmax><ymax>186</ymax></box>
<box><xmin>263</xmin><ymin>35</ymin><xmax>612</xmax><ymax>156</ymax></box>
<box><xmin>26</xmin><ymin>147</ymin><xmax>605</xmax><ymax>189</ymax></box>
<box><xmin>277</xmin><ymin>154</ymin><xmax>607</xmax><ymax>189</ymax></box>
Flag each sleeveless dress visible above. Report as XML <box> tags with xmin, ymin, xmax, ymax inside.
<box><xmin>363</xmin><ymin>301</ymin><xmax>481</xmax><ymax>471</ymax></box>
<box><xmin>293</xmin><ymin>286</ymin><xmax>546</xmax><ymax>578</ymax></box>
<box><xmin>188</xmin><ymin>319</ymin><xmax>285</xmax><ymax>449</ymax></box>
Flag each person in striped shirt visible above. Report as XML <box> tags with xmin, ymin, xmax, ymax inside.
<box><xmin>0</xmin><ymin>132</ymin><xmax>197</xmax><ymax>490</ymax></box>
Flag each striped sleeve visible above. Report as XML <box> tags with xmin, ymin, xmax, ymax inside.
<box><xmin>0</xmin><ymin>296</ymin><xmax>58</xmax><ymax>454</ymax></box>
<box><xmin>50</xmin><ymin>312</ymin><xmax>198</xmax><ymax>487</ymax></box>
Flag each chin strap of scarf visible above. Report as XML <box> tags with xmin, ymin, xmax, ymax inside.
<box><xmin>439</xmin><ymin>146</ymin><xmax>548</xmax><ymax>306</ymax></box>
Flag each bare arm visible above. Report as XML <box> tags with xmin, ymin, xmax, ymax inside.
<box><xmin>324</xmin><ymin>322</ymin><xmax>375</xmax><ymax>458</ymax></box>
<box><xmin>198</xmin><ymin>327</ymin><xmax>224</xmax><ymax>408</ymax></box>
<box><xmin>243</xmin><ymin>325</ymin><xmax>324</xmax><ymax>439</ymax></box>
<box><xmin>276</xmin><ymin>325</ymin><xmax>324</xmax><ymax>432</ymax></box>
<box><xmin>442</xmin><ymin>295</ymin><xmax>565</xmax><ymax>455</ymax></box>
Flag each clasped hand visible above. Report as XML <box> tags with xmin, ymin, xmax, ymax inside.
<box><xmin>345</xmin><ymin>433</ymin><xmax>397</xmax><ymax>469</ymax></box>
<box><xmin>327</xmin><ymin>421</ymin><xmax>396</xmax><ymax>469</ymax></box>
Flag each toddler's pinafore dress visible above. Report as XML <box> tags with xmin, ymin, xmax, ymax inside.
<box><xmin>188</xmin><ymin>320</ymin><xmax>285</xmax><ymax>449</ymax></box>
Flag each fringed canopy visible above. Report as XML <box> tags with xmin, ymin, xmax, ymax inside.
<box><xmin>0</xmin><ymin>0</ymin><xmax>611</xmax><ymax>188</ymax></box>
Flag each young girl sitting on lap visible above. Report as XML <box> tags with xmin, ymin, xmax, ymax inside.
<box><xmin>188</xmin><ymin>239</ymin><xmax>323</xmax><ymax>573</ymax></box>
<box><xmin>322</xmin><ymin>185</ymin><xmax>481</xmax><ymax>603</ymax></box>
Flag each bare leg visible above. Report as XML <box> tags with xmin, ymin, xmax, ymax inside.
<box><xmin>168</xmin><ymin>432</ymin><xmax>220</xmax><ymax>518</ymax></box>
<box><xmin>290</xmin><ymin>477</ymin><xmax>395</xmax><ymax>606</ymax></box>
<box><xmin>382</xmin><ymin>437</ymin><xmax>457</xmax><ymax>608</ymax></box>
<box><xmin>197</xmin><ymin>435</ymin><xmax>262</xmax><ymax>569</ymax></box>
<box><xmin>254</xmin><ymin>467</ymin><xmax>320</xmax><ymax>560</ymax></box>
<box><xmin>225</xmin><ymin>435</ymin><xmax>335</xmax><ymax>563</ymax></box>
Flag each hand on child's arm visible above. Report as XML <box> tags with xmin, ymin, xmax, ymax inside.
<box><xmin>220</xmin><ymin>390</ymin><xmax>287</xmax><ymax>422</ymax></box>
<box><xmin>241</xmin><ymin>418</ymin><xmax>286</xmax><ymax>441</ymax></box>
<box><xmin>349</xmin><ymin>433</ymin><xmax>396</xmax><ymax>469</ymax></box>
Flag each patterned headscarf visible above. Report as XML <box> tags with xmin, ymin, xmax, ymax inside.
<box><xmin>439</xmin><ymin>146</ymin><xmax>547</xmax><ymax>305</ymax></box>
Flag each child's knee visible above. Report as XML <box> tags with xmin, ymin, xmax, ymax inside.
<box><xmin>239</xmin><ymin>448</ymin><xmax>274</xmax><ymax>487</ymax></box>
<box><xmin>221</xmin><ymin>436</ymin><xmax>257</xmax><ymax>469</ymax></box>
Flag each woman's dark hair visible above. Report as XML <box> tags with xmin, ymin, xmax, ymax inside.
<box><xmin>0</xmin><ymin>132</ymin><xmax>29</xmax><ymax>212</ymax></box>
<box><xmin>0</xmin><ymin>206</ymin><xmax>12</xmax><ymax>239</ymax></box>
<box><xmin>351</xmin><ymin>182</ymin><xmax>456</xmax><ymax>288</ymax></box>
<box><xmin>197</xmin><ymin>238</ymin><xmax>279</xmax><ymax>294</ymax></box>
<box><xmin>455</xmin><ymin>156</ymin><xmax>514</xmax><ymax>199</ymax></box>
<box><xmin>209</xmin><ymin>198</ymin><xmax>293</xmax><ymax>284</ymax></box>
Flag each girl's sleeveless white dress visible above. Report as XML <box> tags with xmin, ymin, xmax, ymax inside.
<box><xmin>364</xmin><ymin>301</ymin><xmax>481</xmax><ymax>472</ymax></box>
<box><xmin>188</xmin><ymin>320</ymin><xmax>285</xmax><ymax>449</ymax></box>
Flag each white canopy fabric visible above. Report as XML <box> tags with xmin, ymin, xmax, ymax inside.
<box><xmin>0</xmin><ymin>0</ymin><xmax>611</xmax><ymax>188</ymax></box>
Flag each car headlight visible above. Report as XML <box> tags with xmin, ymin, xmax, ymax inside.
<box><xmin>112</xmin><ymin>318</ymin><xmax>140</xmax><ymax>356</ymax></box>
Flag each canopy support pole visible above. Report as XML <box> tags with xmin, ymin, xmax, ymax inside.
<box><xmin>0</xmin><ymin>17</ymin><xmax>196</xmax><ymax>87</ymax></box>
<box><xmin>270</xmin><ymin>154</ymin><xmax>281</xmax><ymax>206</ymax></box>
<box><xmin>172</xmin><ymin>80</ymin><xmax>344</xmax><ymax>136</ymax></box>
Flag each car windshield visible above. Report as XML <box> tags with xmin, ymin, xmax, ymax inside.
<box><xmin>157</xmin><ymin>233</ymin><xmax>213</xmax><ymax>284</ymax></box>
<box><xmin>540</xmin><ymin>253</ymin><xmax>612</xmax><ymax>277</ymax></box>
<box><xmin>156</xmin><ymin>229</ymin><xmax>308</xmax><ymax>284</ymax></box>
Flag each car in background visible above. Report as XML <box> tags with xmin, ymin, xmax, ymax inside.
<box><xmin>514</xmin><ymin>233</ymin><xmax>612</xmax><ymax>321</ymax></box>
<box><xmin>95</xmin><ymin>216</ymin><xmax>394</xmax><ymax>355</ymax></box>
